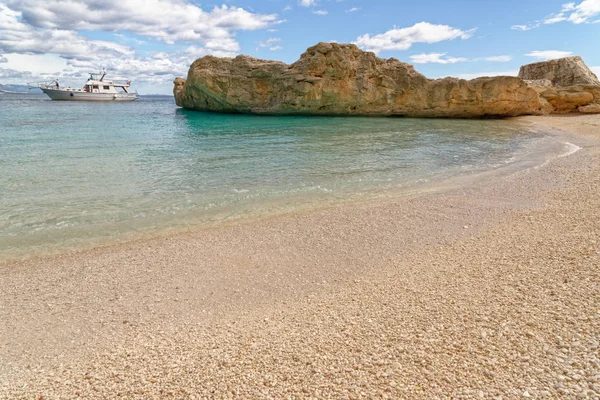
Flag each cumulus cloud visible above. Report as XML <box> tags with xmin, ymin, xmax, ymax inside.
<box><xmin>0</xmin><ymin>4</ymin><xmax>137</xmax><ymax>60</ymax></box>
<box><xmin>0</xmin><ymin>66</ymin><xmax>52</xmax><ymax>82</ymax></box>
<box><xmin>62</xmin><ymin>44</ymin><xmax>237</xmax><ymax>87</ymax></box>
<box><xmin>346</xmin><ymin>7</ymin><xmax>360</xmax><ymax>12</ymax></box>
<box><xmin>313</xmin><ymin>10</ymin><xmax>328</xmax><ymax>15</ymax></box>
<box><xmin>410</xmin><ymin>53</ymin><xmax>468</xmax><ymax>64</ymax></box>
<box><xmin>353</xmin><ymin>22</ymin><xmax>475</xmax><ymax>54</ymax></box>
<box><xmin>299</xmin><ymin>0</ymin><xmax>317</xmax><ymax>6</ymax></box>
<box><xmin>525</xmin><ymin>50</ymin><xmax>574</xmax><ymax>60</ymax></box>
<box><xmin>0</xmin><ymin>1</ymin><xmax>280</xmax><ymax>90</ymax></box>
<box><xmin>5</xmin><ymin>0</ymin><xmax>280</xmax><ymax>45</ymax></box>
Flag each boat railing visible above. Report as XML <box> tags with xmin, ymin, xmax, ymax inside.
<box><xmin>28</xmin><ymin>81</ymin><xmax>57</xmax><ymax>90</ymax></box>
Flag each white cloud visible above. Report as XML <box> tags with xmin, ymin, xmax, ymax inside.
<box><xmin>483</xmin><ymin>55</ymin><xmax>512</xmax><ymax>62</ymax></box>
<box><xmin>510</xmin><ymin>22</ymin><xmax>540</xmax><ymax>31</ymax></box>
<box><xmin>410</xmin><ymin>53</ymin><xmax>468</xmax><ymax>64</ymax></box>
<box><xmin>0</xmin><ymin>66</ymin><xmax>57</xmax><ymax>84</ymax></box>
<box><xmin>313</xmin><ymin>9</ymin><xmax>328</xmax><ymax>15</ymax></box>
<box><xmin>409</xmin><ymin>53</ymin><xmax>510</xmax><ymax>64</ymax></box>
<box><xmin>353</xmin><ymin>22</ymin><xmax>475</xmax><ymax>54</ymax></box>
<box><xmin>346</xmin><ymin>7</ymin><xmax>360</xmax><ymax>12</ymax></box>
<box><xmin>2</xmin><ymin>53</ymin><xmax>68</xmax><ymax>74</ymax></box>
<box><xmin>513</xmin><ymin>0</ymin><xmax>600</xmax><ymax>29</ymax></box>
<box><xmin>566</xmin><ymin>0</ymin><xmax>600</xmax><ymax>23</ymax></box>
<box><xmin>0</xmin><ymin>1</ymin><xmax>281</xmax><ymax>92</ymax></box>
<box><xmin>4</xmin><ymin>1</ymin><xmax>280</xmax><ymax>45</ymax></box>
<box><xmin>543</xmin><ymin>13</ymin><xmax>568</xmax><ymax>24</ymax></box>
<box><xmin>525</xmin><ymin>50</ymin><xmax>574</xmax><ymax>60</ymax></box>
<box><xmin>258</xmin><ymin>38</ymin><xmax>283</xmax><ymax>51</ymax></box>
<box><xmin>184</xmin><ymin>46</ymin><xmax>237</xmax><ymax>59</ymax></box>
<box><xmin>299</xmin><ymin>0</ymin><xmax>317</xmax><ymax>6</ymax></box>
<box><xmin>455</xmin><ymin>70</ymin><xmax>518</xmax><ymax>80</ymax></box>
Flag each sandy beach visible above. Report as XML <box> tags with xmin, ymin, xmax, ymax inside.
<box><xmin>1</xmin><ymin>115</ymin><xmax>599</xmax><ymax>399</ymax></box>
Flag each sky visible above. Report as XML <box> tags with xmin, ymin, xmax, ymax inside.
<box><xmin>0</xmin><ymin>0</ymin><xmax>599</xmax><ymax>94</ymax></box>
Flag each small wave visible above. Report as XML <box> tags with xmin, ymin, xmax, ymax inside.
<box><xmin>535</xmin><ymin>141</ymin><xmax>581</xmax><ymax>169</ymax></box>
<box><xmin>558</xmin><ymin>142</ymin><xmax>581</xmax><ymax>158</ymax></box>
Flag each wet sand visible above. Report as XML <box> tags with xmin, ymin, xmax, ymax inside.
<box><xmin>1</xmin><ymin>115</ymin><xmax>599</xmax><ymax>399</ymax></box>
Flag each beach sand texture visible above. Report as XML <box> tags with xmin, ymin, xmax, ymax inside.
<box><xmin>1</xmin><ymin>115</ymin><xmax>599</xmax><ymax>399</ymax></box>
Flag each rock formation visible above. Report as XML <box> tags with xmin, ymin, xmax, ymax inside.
<box><xmin>527</xmin><ymin>84</ymin><xmax>600</xmax><ymax>114</ymax></box>
<box><xmin>518</xmin><ymin>57</ymin><xmax>600</xmax><ymax>114</ymax></box>
<box><xmin>174</xmin><ymin>43</ymin><xmax>600</xmax><ymax>117</ymax></box>
<box><xmin>519</xmin><ymin>56</ymin><xmax>600</xmax><ymax>87</ymax></box>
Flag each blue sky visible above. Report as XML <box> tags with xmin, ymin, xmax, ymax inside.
<box><xmin>0</xmin><ymin>0</ymin><xmax>598</xmax><ymax>94</ymax></box>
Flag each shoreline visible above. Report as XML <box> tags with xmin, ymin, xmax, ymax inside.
<box><xmin>0</xmin><ymin>117</ymin><xmax>580</xmax><ymax>265</ymax></box>
<box><xmin>2</xmin><ymin>114</ymin><xmax>599</xmax><ymax>398</ymax></box>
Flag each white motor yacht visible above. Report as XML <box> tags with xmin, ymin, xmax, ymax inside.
<box><xmin>31</xmin><ymin>70</ymin><xmax>138</xmax><ymax>101</ymax></box>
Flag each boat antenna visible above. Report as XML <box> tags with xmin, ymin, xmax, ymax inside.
<box><xmin>100</xmin><ymin>67</ymin><xmax>106</xmax><ymax>82</ymax></box>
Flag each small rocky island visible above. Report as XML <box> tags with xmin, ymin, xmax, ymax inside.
<box><xmin>174</xmin><ymin>42</ymin><xmax>600</xmax><ymax>118</ymax></box>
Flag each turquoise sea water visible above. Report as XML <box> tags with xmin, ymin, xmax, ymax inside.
<box><xmin>0</xmin><ymin>94</ymin><xmax>560</xmax><ymax>260</ymax></box>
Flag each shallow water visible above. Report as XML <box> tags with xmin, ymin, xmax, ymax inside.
<box><xmin>0</xmin><ymin>94</ymin><xmax>561</xmax><ymax>259</ymax></box>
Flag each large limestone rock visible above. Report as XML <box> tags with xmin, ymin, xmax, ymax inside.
<box><xmin>174</xmin><ymin>43</ymin><xmax>600</xmax><ymax>117</ymax></box>
<box><xmin>174</xmin><ymin>43</ymin><xmax>549</xmax><ymax>118</ymax></box>
<box><xmin>533</xmin><ymin>85</ymin><xmax>600</xmax><ymax>114</ymax></box>
<box><xmin>519</xmin><ymin>56</ymin><xmax>600</xmax><ymax>87</ymax></box>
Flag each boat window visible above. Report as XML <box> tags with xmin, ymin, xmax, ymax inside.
<box><xmin>103</xmin><ymin>86</ymin><xmax>110</xmax><ymax>90</ymax></box>
<box><xmin>93</xmin><ymin>85</ymin><xmax>98</xmax><ymax>89</ymax></box>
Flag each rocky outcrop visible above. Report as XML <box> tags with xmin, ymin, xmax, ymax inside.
<box><xmin>521</xmin><ymin>56</ymin><xmax>600</xmax><ymax>114</ymax></box>
<box><xmin>174</xmin><ymin>43</ymin><xmax>600</xmax><ymax>117</ymax></box>
<box><xmin>528</xmin><ymin>84</ymin><xmax>600</xmax><ymax>114</ymax></box>
<box><xmin>519</xmin><ymin>56</ymin><xmax>600</xmax><ymax>87</ymax></box>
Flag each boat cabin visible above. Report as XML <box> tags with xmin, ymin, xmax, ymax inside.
<box><xmin>83</xmin><ymin>71</ymin><xmax>131</xmax><ymax>94</ymax></box>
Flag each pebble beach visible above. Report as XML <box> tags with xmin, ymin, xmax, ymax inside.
<box><xmin>1</xmin><ymin>114</ymin><xmax>599</xmax><ymax>399</ymax></box>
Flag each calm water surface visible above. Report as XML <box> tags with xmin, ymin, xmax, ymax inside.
<box><xmin>0</xmin><ymin>94</ymin><xmax>557</xmax><ymax>259</ymax></box>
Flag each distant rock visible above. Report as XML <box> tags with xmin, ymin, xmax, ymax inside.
<box><xmin>174</xmin><ymin>43</ymin><xmax>600</xmax><ymax>117</ymax></box>
<box><xmin>518</xmin><ymin>56</ymin><xmax>600</xmax><ymax>87</ymax></box>
<box><xmin>521</xmin><ymin>57</ymin><xmax>600</xmax><ymax>114</ymax></box>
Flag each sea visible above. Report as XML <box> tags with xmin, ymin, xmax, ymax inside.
<box><xmin>0</xmin><ymin>93</ymin><xmax>568</xmax><ymax>260</ymax></box>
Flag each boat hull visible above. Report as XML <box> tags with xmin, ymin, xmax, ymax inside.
<box><xmin>41</xmin><ymin>88</ymin><xmax>137</xmax><ymax>102</ymax></box>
